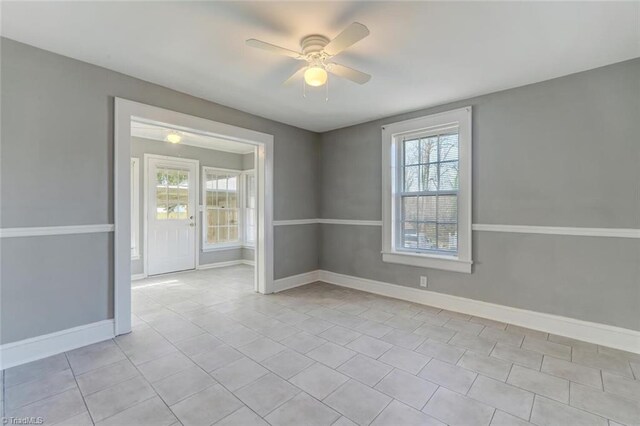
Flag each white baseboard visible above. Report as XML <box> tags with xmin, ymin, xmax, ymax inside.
<box><xmin>273</xmin><ymin>270</ymin><xmax>320</xmax><ymax>293</ymax></box>
<box><xmin>272</xmin><ymin>269</ymin><xmax>640</xmax><ymax>354</ymax></box>
<box><xmin>318</xmin><ymin>270</ymin><xmax>640</xmax><ymax>354</ymax></box>
<box><xmin>131</xmin><ymin>273</ymin><xmax>146</xmax><ymax>281</ymax></box>
<box><xmin>0</xmin><ymin>320</ymin><xmax>115</xmax><ymax>370</ymax></box>
<box><xmin>197</xmin><ymin>259</ymin><xmax>254</xmax><ymax>270</ymax></box>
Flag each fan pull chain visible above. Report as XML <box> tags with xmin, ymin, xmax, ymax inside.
<box><xmin>303</xmin><ymin>79</ymin><xmax>307</xmax><ymax>98</ymax></box>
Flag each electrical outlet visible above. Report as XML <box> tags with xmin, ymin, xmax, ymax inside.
<box><xmin>420</xmin><ymin>276</ymin><xmax>428</xmax><ymax>288</ymax></box>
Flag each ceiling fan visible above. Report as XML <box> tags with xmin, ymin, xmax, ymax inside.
<box><xmin>246</xmin><ymin>22</ymin><xmax>371</xmax><ymax>88</ymax></box>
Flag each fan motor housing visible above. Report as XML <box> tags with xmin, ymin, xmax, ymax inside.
<box><xmin>301</xmin><ymin>35</ymin><xmax>330</xmax><ymax>55</ymax></box>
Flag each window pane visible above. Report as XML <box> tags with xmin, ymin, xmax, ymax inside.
<box><xmin>417</xmin><ymin>223</ymin><xmax>437</xmax><ymax>250</ymax></box>
<box><xmin>206</xmin><ymin>174</ymin><xmax>217</xmax><ymax>191</ymax></box>
<box><xmin>168</xmin><ymin>179</ymin><xmax>179</xmax><ymax>219</ymax></box>
<box><xmin>394</xmin><ymin>124</ymin><xmax>462</xmax><ymax>257</ymax></box>
<box><xmin>219</xmin><ymin>226</ymin><xmax>228</xmax><ymax>242</ymax></box>
<box><xmin>402</xmin><ymin>222</ymin><xmax>418</xmax><ymax>249</ymax></box>
<box><xmin>420</xmin><ymin>164</ymin><xmax>438</xmax><ymax>191</ymax></box>
<box><xmin>204</xmin><ymin>170</ymin><xmax>241</xmax><ymax>246</ymax></box>
<box><xmin>438</xmin><ymin>195</ymin><xmax>457</xmax><ymax>222</ymax></box>
<box><xmin>155</xmin><ymin>185</ymin><xmax>167</xmax><ymax>220</ymax></box>
<box><xmin>227</xmin><ymin>175</ymin><xmax>237</xmax><ymax>191</ymax></box>
<box><xmin>437</xmin><ymin>224</ymin><xmax>458</xmax><ymax>252</ymax></box>
<box><xmin>439</xmin><ymin>161</ymin><xmax>458</xmax><ymax>190</ymax></box>
<box><xmin>404</xmin><ymin>139</ymin><xmax>420</xmax><ymax>166</ymax></box>
<box><xmin>421</xmin><ymin>137</ymin><xmax>438</xmax><ymax>164</ymax></box>
<box><xmin>206</xmin><ymin>209</ymin><xmax>216</xmax><ymax>226</ymax></box>
<box><xmin>177</xmin><ymin>183</ymin><xmax>188</xmax><ymax>219</ymax></box>
<box><xmin>229</xmin><ymin>225</ymin><xmax>238</xmax><ymax>241</ymax></box>
<box><xmin>402</xmin><ymin>196</ymin><xmax>418</xmax><ymax>221</ymax></box>
<box><xmin>208</xmin><ymin>226</ymin><xmax>217</xmax><ymax>243</ymax></box>
<box><xmin>418</xmin><ymin>196</ymin><xmax>437</xmax><ymax>221</ymax></box>
<box><xmin>439</xmin><ymin>133</ymin><xmax>459</xmax><ymax>161</ymax></box>
<box><xmin>404</xmin><ymin>166</ymin><xmax>419</xmax><ymax>192</ymax></box>
<box><xmin>214</xmin><ymin>192</ymin><xmax>228</xmax><ymax>208</ymax></box>
<box><xmin>228</xmin><ymin>192</ymin><xmax>238</xmax><ymax>209</ymax></box>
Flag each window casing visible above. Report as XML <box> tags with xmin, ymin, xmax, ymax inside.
<box><xmin>382</xmin><ymin>107</ymin><xmax>472</xmax><ymax>273</ymax></box>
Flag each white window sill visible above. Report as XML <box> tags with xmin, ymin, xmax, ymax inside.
<box><xmin>202</xmin><ymin>244</ymin><xmax>243</xmax><ymax>253</ymax></box>
<box><xmin>382</xmin><ymin>251</ymin><xmax>472</xmax><ymax>273</ymax></box>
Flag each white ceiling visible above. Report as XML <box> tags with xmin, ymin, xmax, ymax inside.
<box><xmin>2</xmin><ymin>2</ymin><xmax>638</xmax><ymax>132</ymax></box>
<box><xmin>131</xmin><ymin>120</ymin><xmax>255</xmax><ymax>154</ymax></box>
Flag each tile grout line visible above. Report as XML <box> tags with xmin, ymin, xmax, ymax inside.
<box><xmin>3</xmin><ymin>365</ymin><xmax>81</xmax><ymax>415</ymax></box>
<box><xmin>487</xmin><ymin>407</ymin><xmax>497</xmax><ymax>426</ymax></box>
<box><xmin>92</xmin><ymin>359</ymin><xmax>164</xmax><ymax>423</ymax></box>
<box><xmin>63</xmin><ymin>351</ymin><xmax>96</xmax><ymax>425</ymax></box>
<box><xmin>364</xmin><ymin>396</ymin><xmax>394</xmax><ymax>426</ymax></box>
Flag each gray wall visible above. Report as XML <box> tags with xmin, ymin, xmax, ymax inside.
<box><xmin>2</xmin><ymin>36</ymin><xmax>637</xmax><ymax>345</ymax></box>
<box><xmin>0</xmin><ymin>38</ymin><xmax>320</xmax><ymax>344</ymax></box>
<box><xmin>319</xmin><ymin>58</ymin><xmax>640</xmax><ymax>331</ymax></box>
<box><xmin>130</xmin><ymin>136</ymin><xmax>254</xmax><ymax>275</ymax></box>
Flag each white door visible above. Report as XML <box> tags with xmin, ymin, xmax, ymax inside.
<box><xmin>147</xmin><ymin>156</ymin><xmax>197</xmax><ymax>275</ymax></box>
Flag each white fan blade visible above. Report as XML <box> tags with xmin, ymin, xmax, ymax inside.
<box><xmin>246</xmin><ymin>39</ymin><xmax>303</xmax><ymax>59</ymax></box>
<box><xmin>324</xmin><ymin>22</ymin><xmax>370</xmax><ymax>56</ymax></box>
<box><xmin>327</xmin><ymin>63</ymin><xmax>371</xmax><ymax>84</ymax></box>
<box><xmin>283</xmin><ymin>66</ymin><xmax>307</xmax><ymax>85</ymax></box>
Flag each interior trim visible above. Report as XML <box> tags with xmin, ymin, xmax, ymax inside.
<box><xmin>272</xmin><ymin>219</ymin><xmax>319</xmax><ymax>226</ymax></box>
<box><xmin>273</xmin><ymin>218</ymin><xmax>382</xmax><ymax>226</ymax></box>
<box><xmin>0</xmin><ymin>224</ymin><xmax>115</xmax><ymax>238</ymax></box>
<box><xmin>197</xmin><ymin>259</ymin><xmax>255</xmax><ymax>270</ymax></box>
<box><xmin>273</xmin><ymin>270</ymin><xmax>320</xmax><ymax>293</ymax></box>
<box><xmin>273</xmin><ymin>219</ymin><xmax>640</xmax><ymax>238</ymax></box>
<box><xmin>0</xmin><ymin>319</ymin><xmax>115</xmax><ymax>370</ymax></box>
<box><xmin>274</xmin><ymin>269</ymin><xmax>640</xmax><ymax>354</ymax></box>
<box><xmin>472</xmin><ymin>224</ymin><xmax>640</xmax><ymax>238</ymax></box>
<box><xmin>318</xmin><ymin>219</ymin><xmax>383</xmax><ymax>226</ymax></box>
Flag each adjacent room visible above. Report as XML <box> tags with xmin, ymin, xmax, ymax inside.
<box><xmin>1</xmin><ymin>2</ymin><xmax>638</xmax><ymax>426</ymax></box>
<box><xmin>130</xmin><ymin>119</ymin><xmax>257</xmax><ymax>283</ymax></box>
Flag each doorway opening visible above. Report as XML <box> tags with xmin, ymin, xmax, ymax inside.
<box><xmin>114</xmin><ymin>99</ymin><xmax>274</xmax><ymax>336</ymax></box>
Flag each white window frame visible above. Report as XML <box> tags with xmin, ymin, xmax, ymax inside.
<box><xmin>130</xmin><ymin>157</ymin><xmax>140</xmax><ymax>260</ymax></box>
<box><xmin>242</xmin><ymin>170</ymin><xmax>256</xmax><ymax>248</ymax></box>
<box><xmin>202</xmin><ymin>166</ymin><xmax>243</xmax><ymax>251</ymax></box>
<box><xmin>382</xmin><ymin>106</ymin><xmax>472</xmax><ymax>273</ymax></box>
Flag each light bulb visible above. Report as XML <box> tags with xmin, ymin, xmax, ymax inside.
<box><xmin>304</xmin><ymin>67</ymin><xmax>328</xmax><ymax>87</ymax></box>
<box><xmin>166</xmin><ymin>133</ymin><xmax>182</xmax><ymax>144</ymax></box>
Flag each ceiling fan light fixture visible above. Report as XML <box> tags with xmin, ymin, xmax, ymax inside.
<box><xmin>166</xmin><ymin>132</ymin><xmax>182</xmax><ymax>144</ymax></box>
<box><xmin>304</xmin><ymin>66</ymin><xmax>328</xmax><ymax>87</ymax></box>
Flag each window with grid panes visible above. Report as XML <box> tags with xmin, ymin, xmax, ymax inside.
<box><xmin>203</xmin><ymin>169</ymin><xmax>240</xmax><ymax>246</ymax></box>
<box><xmin>399</xmin><ymin>129</ymin><xmax>459</xmax><ymax>254</ymax></box>
<box><xmin>244</xmin><ymin>172</ymin><xmax>256</xmax><ymax>246</ymax></box>
<box><xmin>382</xmin><ymin>107</ymin><xmax>472</xmax><ymax>273</ymax></box>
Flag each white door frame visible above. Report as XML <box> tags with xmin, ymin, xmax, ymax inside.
<box><xmin>114</xmin><ymin>98</ymin><xmax>274</xmax><ymax>336</ymax></box>
<box><xmin>144</xmin><ymin>154</ymin><xmax>200</xmax><ymax>276</ymax></box>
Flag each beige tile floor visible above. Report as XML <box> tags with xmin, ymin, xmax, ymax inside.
<box><xmin>2</xmin><ymin>265</ymin><xmax>639</xmax><ymax>425</ymax></box>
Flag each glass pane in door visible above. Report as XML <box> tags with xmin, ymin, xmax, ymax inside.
<box><xmin>155</xmin><ymin>166</ymin><xmax>190</xmax><ymax>220</ymax></box>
